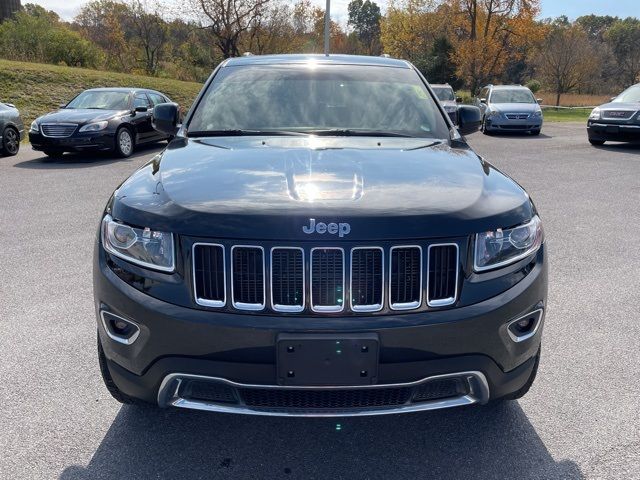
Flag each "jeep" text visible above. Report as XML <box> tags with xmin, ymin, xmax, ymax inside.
<box><xmin>302</xmin><ymin>218</ymin><xmax>351</xmax><ymax>238</ymax></box>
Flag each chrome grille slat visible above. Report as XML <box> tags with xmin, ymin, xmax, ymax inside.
<box><xmin>310</xmin><ymin>248</ymin><xmax>345</xmax><ymax>312</ymax></box>
<box><xmin>231</xmin><ymin>246</ymin><xmax>265</xmax><ymax>310</ymax></box>
<box><xmin>271</xmin><ymin>247</ymin><xmax>305</xmax><ymax>312</ymax></box>
<box><xmin>350</xmin><ymin>247</ymin><xmax>384</xmax><ymax>312</ymax></box>
<box><xmin>193</xmin><ymin>243</ymin><xmax>226</xmax><ymax>307</ymax></box>
<box><xmin>427</xmin><ymin>244</ymin><xmax>459</xmax><ymax>307</ymax></box>
<box><xmin>41</xmin><ymin>123</ymin><xmax>77</xmax><ymax>138</ymax></box>
<box><xmin>389</xmin><ymin>246</ymin><xmax>422</xmax><ymax>310</ymax></box>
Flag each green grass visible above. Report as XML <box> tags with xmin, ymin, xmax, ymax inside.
<box><xmin>542</xmin><ymin>107</ymin><xmax>591</xmax><ymax>123</ymax></box>
<box><xmin>0</xmin><ymin>59</ymin><xmax>203</xmax><ymax>126</ymax></box>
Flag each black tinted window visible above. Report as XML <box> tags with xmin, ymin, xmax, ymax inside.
<box><xmin>133</xmin><ymin>94</ymin><xmax>150</xmax><ymax>108</ymax></box>
<box><xmin>189</xmin><ymin>64</ymin><xmax>450</xmax><ymax>138</ymax></box>
<box><xmin>148</xmin><ymin>93</ymin><xmax>167</xmax><ymax>105</ymax></box>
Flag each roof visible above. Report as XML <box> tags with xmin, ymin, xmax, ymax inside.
<box><xmin>223</xmin><ymin>54</ymin><xmax>411</xmax><ymax>69</ymax></box>
<box><xmin>431</xmin><ymin>84</ymin><xmax>452</xmax><ymax>88</ymax></box>
<box><xmin>85</xmin><ymin>87</ymin><xmax>162</xmax><ymax>94</ymax></box>
<box><xmin>489</xmin><ymin>85</ymin><xmax>527</xmax><ymax>89</ymax></box>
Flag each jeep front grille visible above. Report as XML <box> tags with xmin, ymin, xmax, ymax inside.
<box><xmin>192</xmin><ymin>242</ymin><xmax>460</xmax><ymax>314</ymax></box>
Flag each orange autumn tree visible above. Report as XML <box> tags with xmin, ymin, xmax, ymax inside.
<box><xmin>449</xmin><ymin>0</ymin><xmax>542</xmax><ymax>94</ymax></box>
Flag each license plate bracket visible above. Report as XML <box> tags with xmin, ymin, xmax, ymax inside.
<box><xmin>606</xmin><ymin>125</ymin><xmax>620</xmax><ymax>134</ymax></box>
<box><xmin>277</xmin><ymin>333</ymin><xmax>379</xmax><ymax>386</ymax></box>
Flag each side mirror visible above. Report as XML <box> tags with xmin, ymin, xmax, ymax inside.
<box><xmin>4</xmin><ymin>102</ymin><xmax>15</xmax><ymax>108</ymax></box>
<box><xmin>479</xmin><ymin>98</ymin><xmax>487</xmax><ymax>104</ymax></box>
<box><xmin>536</xmin><ymin>98</ymin><xmax>543</xmax><ymax>104</ymax></box>
<box><xmin>152</xmin><ymin>102</ymin><xmax>180</xmax><ymax>136</ymax></box>
<box><xmin>134</xmin><ymin>106</ymin><xmax>148</xmax><ymax>113</ymax></box>
<box><xmin>456</xmin><ymin>96</ymin><xmax>463</xmax><ymax>103</ymax></box>
<box><xmin>457</xmin><ymin>105</ymin><xmax>482</xmax><ymax>135</ymax></box>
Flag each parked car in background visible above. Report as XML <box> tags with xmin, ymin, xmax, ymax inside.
<box><xmin>0</xmin><ymin>101</ymin><xmax>24</xmax><ymax>157</ymax></box>
<box><xmin>475</xmin><ymin>85</ymin><xmax>543</xmax><ymax>135</ymax></box>
<box><xmin>94</xmin><ymin>54</ymin><xmax>548</xmax><ymax>418</ymax></box>
<box><xmin>29</xmin><ymin>88</ymin><xmax>175</xmax><ymax>158</ymax></box>
<box><xmin>431</xmin><ymin>83</ymin><xmax>460</xmax><ymax>124</ymax></box>
<box><xmin>587</xmin><ymin>83</ymin><xmax>640</xmax><ymax>146</ymax></box>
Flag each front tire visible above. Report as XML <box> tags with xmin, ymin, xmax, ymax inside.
<box><xmin>114</xmin><ymin>127</ymin><xmax>134</xmax><ymax>158</ymax></box>
<box><xmin>531</xmin><ymin>129</ymin><xmax>541</xmax><ymax>136</ymax></box>
<box><xmin>1</xmin><ymin>127</ymin><xmax>19</xmax><ymax>157</ymax></box>
<box><xmin>589</xmin><ymin>138</ymin><xmax>605</xmax><ymax>146</ymax></box>
<box><xmin>97</xmin><ymin>335</ymin><xmax>143</xmax><ymax>405</ymax></box>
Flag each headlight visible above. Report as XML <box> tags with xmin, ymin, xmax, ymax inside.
<box><xmin>589</xmin><ymin>107</ymin><xmax>601</xmax><ymax>120</ymax></box>
<box><xmin>444</xmin><ymin>105</ymin><xmax>457</xmax><ymax>113</ymax></box>
<box><xmin>101</xmin><ymin>214</ymin><xmax>175</xmax><ymax>272</ymax></box>
<box><xmin>30</xmin><ymin>121</ymin><xmax>39</xmax><ymax>133</ymax></box>
<box><xmin>80</xmin><ymin>121</ymin><xmax>109</xmax><ymax>133</ymax></box>
<box><xmin>533</xmin><ymin>110</ymin><xmax>542</xmax><ymax>118</ymax></box>
<box><xmin>474</xmin><ymin>216</ymin><xmax>544</xmax><ymax>271</ymax></box>
<box><xmin>487</xmin><ymin>110</ymin><xmax>501</xmax><ymax>118</ymax></box>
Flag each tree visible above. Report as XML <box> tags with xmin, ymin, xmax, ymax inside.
<box><xmin>347</xmin><ymin>0</ymin><xmax>381</xmax><ymax>55</ymax></box>
<box><xmin>606</xmin><ymin>18</ymin><xmax>640</xmax><ymax>87</ymax></box>
<box><xmin>126</xmin><ymin>0</ymin><xmax>168</xmax><ymax>75</ymax></box>
<box><xmin>576</xmin><ymin>14</ymin><xmax>617</xmax><ymax>42</ymax></box>
<box><xmin>424</xmin><ymin>36</ymin><xmax>461</xmax><ymax>87</ymax></box>
<box><xmin>449</xmin><ymin>0</ymin><xmax>542</xmax><ymax>94</ymax></box>
<box><xmin>536</xmin><ymin>23</ymin><xmax>598</xmax><ymax>106</ymax></box>
<box><xmin>190</xmin><ymin>0</ymin><xmax>272</xmax><ymax>58</ymax></box>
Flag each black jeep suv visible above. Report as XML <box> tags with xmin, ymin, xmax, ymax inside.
<box><xmin>94</xmin><ymin>55</ymin><xmax>547</xmax><ymax>417</ymax></box>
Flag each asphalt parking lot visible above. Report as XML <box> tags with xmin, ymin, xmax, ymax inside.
<box><xmin>1</xmin><ymin>122</ymin><xmax>639</xmax><ymax>479</ymax></box>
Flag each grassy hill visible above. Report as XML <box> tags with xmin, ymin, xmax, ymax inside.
<box><xmin>0</xmin><ymin>59</ymin><xmax>203</xmax><ymax>126</ymax></box>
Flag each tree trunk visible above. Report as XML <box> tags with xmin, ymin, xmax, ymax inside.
<box><xmin>555</xmin><ymin>91</ymin><xmax>561</xmax><ymax>107</ymax></box>
<box><xmin>0</xmin><ymin>0</ymin><xmax>21</xmax><ymax>22</ymax></box>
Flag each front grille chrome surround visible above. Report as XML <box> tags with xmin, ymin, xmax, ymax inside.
<box><xmin>389</xmin><ymin>246</ymin><xmax>423</xmax><ymax>311</ymax></box>
<box><xmin>350</xmin><ymin>247</ymin><xmax>384</xmax><ymax>312</ymax></box>
<box><xmin>41</xmin><ymin>123</ymin><xmax>78</xmax><ymax>138</ymax></box>
<box><xmin>310</xmin><ymin>247</ymin><xmax>345</xmax><ymax>313</ymax></box>
<box><xmin>270</xmin><ymin>247</ymin><xmax>305</xmax><ymax>313</ymax></box>
<box><xmin>192</xmin><ymin>243</ymin><xmax>226</xmax><ymax>307</ymax></box>
<box><xmin>231</xmin><ymin>245</ymin><xmax>266</xmax><ymax>311</ymax></box>
<box><xmin>426</xmin><ymin>243</ymin><xmax>459</xmax><ymax>307</ymax></box>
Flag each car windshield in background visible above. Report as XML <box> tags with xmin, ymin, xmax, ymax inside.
<box><xmin>66</xmin><ymin>91</ymin><xmax>130</xmax><ymax>110</ymax></box>
<box><xmin>490</xmin><ymin>89</ymin><xmax>536</xmax><ymax>104</ymax></box>
<box><xmin>188</xmin><ymin>64</ymin><xmax>450</xmax><ymax>139</ymax></box>
<box><xmin>613</xmin><ymin>85</ymin><xmax>640</xmax><ymax>103</ymax></box>
<box><xmin>433</xmin><ymin>87</ymin><xmax>455</xmax><ymax>101</ymax></box>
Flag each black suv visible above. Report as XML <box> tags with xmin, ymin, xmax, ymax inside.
<box><xmin>94</xmin><ymin>55</ymin><xmax>547</xmax><ymax>417</ymax></box>
<box><xmin>431</xmin><ymin>83</ymin><xmax>460</xmax><ymax>124</ymax></box>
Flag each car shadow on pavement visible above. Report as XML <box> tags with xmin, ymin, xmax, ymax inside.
<box><xmin>59</xmin><ymin>401</ymin><xmax>583</xmax><ymax>479</ymax></box>
<box><xmin>12</xmin><ymin>143</ymin><xmax>165</xmax><ymax>169</ymax></box>
<box><xmin>591</xmin><ymin>143</ymin><xmax>640</xmax><ymax>154</ymax></box>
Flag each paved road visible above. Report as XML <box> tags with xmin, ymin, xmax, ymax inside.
<box><xmin>1</xmin><ymin>124</ymin><xmax>639</xmax><ymax>479</ymax></box>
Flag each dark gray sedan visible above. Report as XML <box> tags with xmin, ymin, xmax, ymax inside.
<box><xmin>587</xmin><ymin>83</ymin><xmax>640</xmax><ymax>145</ymax></box>
<box><xmin>0</xmin><ymin>102</ymin><xmax>24</xmax><ymax>157</ymax></box>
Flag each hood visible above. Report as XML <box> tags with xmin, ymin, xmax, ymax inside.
<box><xmin>597</xmin><ymin>102</ymin><xmax>640</xmax><ymax>118</ymax></box>
<box><xmin>491</xmin><ymin>103</ymin><xmax>540</xmax><ymax>114</ymax></box>
<box><xmin>37</xmin><ymin>109</ymin><xmax>125</xmax><ymax>124</ymax></box>
<box><xmin>440</xmin><ymin>100</ymin><xmax>457</xmax><ymax>109</ymax></box>
<box><xmin>111</xmin><ymin>136</ymin><xmax>534</xmax><ymax>241</ymax></box>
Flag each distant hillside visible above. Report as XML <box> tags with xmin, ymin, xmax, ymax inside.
<box><xmin>0</xmin><ymin>59</ymin><xmax>203</xmax><ymax>125</ymax></box>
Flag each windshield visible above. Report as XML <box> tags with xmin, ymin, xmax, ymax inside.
<box><xmin>188</xmin><ymin>64</ymin><xmax>450</xmax><ymax>138</ymax></box>
<box><xmin>432</xmin><ymin>87</ymin><xmax>455</xmax><ymax>102</ymax></box>
<box><xmin>613</xmin><ymin>85</ymin><xmax>640</xmax><ymax>103</ymax></box>
<box><xmin>490</xmin><ymin>89</ymin><xmax>536</xmax><ymax>104</ymax></box>
<box><xmin>66</xmin><ymin>91</ymin><xmax>130</xmax><ymax>110</ymax></box>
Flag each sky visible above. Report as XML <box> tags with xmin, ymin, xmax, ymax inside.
<box><xmin>31</xmin><ymin>0</ymin><xmax>640</xmax><ymax>24</ymax></box>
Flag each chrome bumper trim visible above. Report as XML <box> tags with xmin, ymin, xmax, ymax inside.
<box><xmin>157</xmin><ymin>371</ymin><xmax>490</xmax><ymax>417</ymax></box>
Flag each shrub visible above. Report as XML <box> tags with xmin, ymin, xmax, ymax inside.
<box><xmin>526</xmin><ymin>79</ymin><xmax>542</xmax><ymax>93</ymax></box>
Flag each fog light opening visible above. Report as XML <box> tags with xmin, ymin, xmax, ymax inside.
<box><xmin>100</xmin><ymin>311</ymin><xmax>140</xmax><ymax>345</ymax></box>
<box><xmin>507</xmin><ymin>309</ymin><xmax>543</xmax><ymax>343</ymax></box>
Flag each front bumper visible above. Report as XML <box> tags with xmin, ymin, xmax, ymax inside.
<box><xmin>587</xmin><ymin>122</ymin><xmax>640</xmax><ymax>143</ymax></box>
<box><xmin>29</xmin><ymin>130</ymin><xmax>116</xmax><ymax>152</ymax></box>
<box><xmin>95</xmin><ymin>244</ymin><xmax>547</xmax><ymax>415</ymax></box>
<box><xmin>486</xmin><ymin>116</ymin><xmax>542</xmax><ymax>132</ymax></box>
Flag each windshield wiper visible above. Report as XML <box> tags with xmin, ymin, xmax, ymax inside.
<box><xmin>304</xmin><ymin>128</ymin><xmax>414</xmax><ymax>138</ymax></box>
<box><xmin>188</xmin><ymin>129</ymin><xmax>307</xmax><ymax>137</ymax></box>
